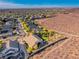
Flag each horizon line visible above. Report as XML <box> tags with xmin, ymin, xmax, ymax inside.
<box><xmin>0</xmin><ymin>2</ymin><xmax>79</xmax><ymax>9</ymax></box>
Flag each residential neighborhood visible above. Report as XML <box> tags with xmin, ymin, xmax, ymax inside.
<box><xmin>0</xmin><ymin>7</ymin><xmax>79</xmax><ymax>59</ymax></box>
<box><xmin>0</xmin><ymin>8</ymin><xmax>67</xmax><ymax>59</ymax></box>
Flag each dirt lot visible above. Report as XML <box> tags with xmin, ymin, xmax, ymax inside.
<box><xmin>37</xmin><ymin>13</ymin><xmax>79</xmax><ymax>35</ymax></box>
<box><xmin>43</xmin><ymin>36</ymin><xmax>79</xmax><ymax>59</ymax></box>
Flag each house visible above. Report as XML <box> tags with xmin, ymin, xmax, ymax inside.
<box><xmin>0</xmin><ymin>40</ymin><xmax>24</xmax><ymax>59</ymax></box>
<box><xmin>23</xmin><ymin>34</ymin><xmax>47</xmax><ymax>53</ymax></box>
<box><xmin>23</xmin><ymin>34</ymin><xmax>40</xmax><ymax>49</ymax></box>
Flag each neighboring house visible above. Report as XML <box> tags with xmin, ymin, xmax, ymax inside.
<box><xmin>0</xmin><ymin>20</ymin><xmax>18</xmax><ymax>38</ymax></box>
<box><xmin>0</xmin><ymin>40</ymin><xmax>25</xmax><ymax>59</ymax></box>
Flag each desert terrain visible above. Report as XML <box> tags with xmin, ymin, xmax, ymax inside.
<box><xmin>37</xmin><ymin>13</ymin><xmax>79</xmax><ymax>36</ymax></box>
<box><xmin>30</xmin><ymin>13</ymin><xmax>79</xmax><ymax>59</ymax></box>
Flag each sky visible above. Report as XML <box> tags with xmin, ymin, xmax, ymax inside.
<box><xmin>0</xmin><ymin>0</ymin><xmax>79</xmax><ymax>8</ymax></box>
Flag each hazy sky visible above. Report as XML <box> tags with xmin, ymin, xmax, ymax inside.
<box><xmin>0</xmin><ymin>0</ymin><xmax>79</xmax><ymax>8</ymax></box>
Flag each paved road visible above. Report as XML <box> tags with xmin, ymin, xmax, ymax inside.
<box><xmin>17</xmin><ymin>18</ymin><xmax>29</xmax><ymax>59</ymax></box>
